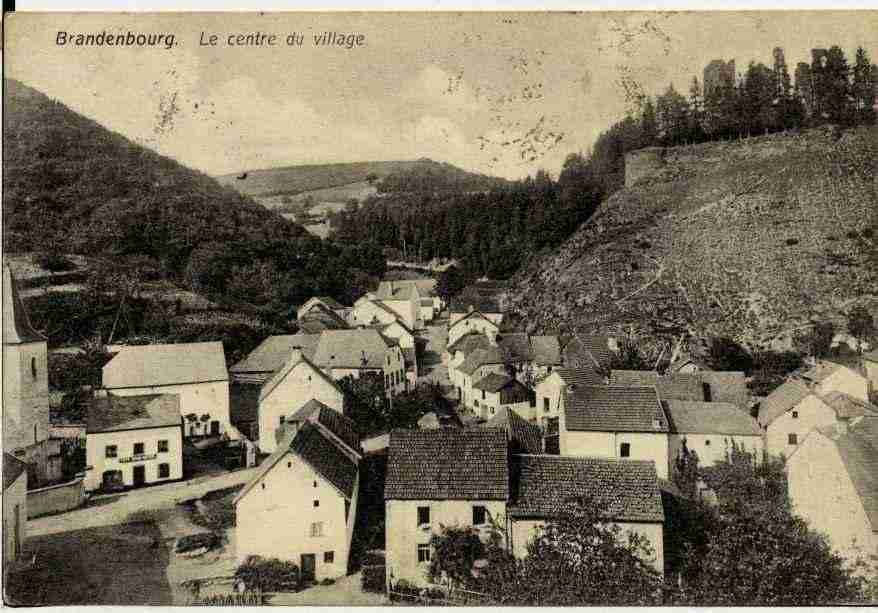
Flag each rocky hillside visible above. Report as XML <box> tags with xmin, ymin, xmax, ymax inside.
<box><xmin>508</xmin><ymin>126</ymin><xmax>878</xmax><ymax>349</ymax></box>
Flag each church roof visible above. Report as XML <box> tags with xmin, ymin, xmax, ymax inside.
<box><xmin>3</xmin><ymin>265</ymin><xmax>44</xmax><ymax>344</ymax></box>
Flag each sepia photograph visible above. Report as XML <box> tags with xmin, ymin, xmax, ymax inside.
<box><xmin>2</xmin><ymin>9</ymin><xmax>878</xmax><ymax>606</ymax></box>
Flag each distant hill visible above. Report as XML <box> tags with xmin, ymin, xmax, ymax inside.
<box><xmin>216</xmin><ymin>158</ymin><xmax>506</xmax><ymax>200</ymax></box>
<box><xmin>507</xmin><ymin>126</ymin><xmax>878</xmax><ymax>349</ymax></box>
<box><xmin>3</xmin><ymin>78</ymin><xmax>307</xmax><ymax>272</ymax></box>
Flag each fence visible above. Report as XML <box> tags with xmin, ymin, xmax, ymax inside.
<box><xmin>387</xmin><ymin>585</ymin><xmax>487</xmax><ymax>606</ymax></box>
<box><xmin>26</xmin><ymin>475</ymin><xmax>86</xmax><ymax>518</ymax></box>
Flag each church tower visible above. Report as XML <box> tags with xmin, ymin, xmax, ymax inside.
<box><xmin>3</xmin><ymin>265</ymin><xmax>51</xmax><ymax>485</ymax></box>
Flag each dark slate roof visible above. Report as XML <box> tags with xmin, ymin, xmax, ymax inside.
<box><xmin>300</xmin><ymin>303</ymin><xmax>350</xmax><ymax>329</ymax></box>
<box><xmin>821</xmin><ymin>416</ymin><xmax>878</xmax><ymax>532</ymax></box>
<box><xmin>312</xmin><ymin>329</ymin><xmax>395</xmax><ymax>369</ymax></box>
<box><xmin>447</xmin><ymin>332</ymin><xmax>493</xmax><ymax>355</ymax></box>
<box><xmin>230</xmin><ymin>334</ymin><xmax>318</xmax><ymax>374</ymax></box>
<box><xmin>3</xmin><ymin>453</ymin><xmax>28</xmax><ymax>490</ymax></box>
<box><xmin>3</xmin><ymin>265</ymin><xmax>45</xmax><ymax>344</ymax></box>
<box><xmin>663</xmin><ymin>400</ymin><xmax>762</xmax><ymax>436</ymax></box>
<box><xmin>757</xmin><ymin>378</ymin><xmax>813</xmax><ymax>427</ymax></box>
<box><xmin>485</xmin><ymin>408</ymin><xmax>543</xmax><ymax>454</ymax></box>
<box><xmin>700</xmin><ymin>371</ymin><xmax>749</xmax><ymax>408</ymax></box>
<box><xmin>87</xmin><ymin>393</ymin><xmax>181</xmax><ymax>433</ymax></box>
<box><xmin>508</xmin><ymin>455</ymin><xmax>664</xmax><ymax>523</ymax></box>
<box><xmin>563</xmin><ymin>334</ymin><xmax>614</xmax><ymax>371</ymax></box>
<box><xmin>291</xmin><ymin>423</ymin><xmax>359</xmax><ymax>498</ymax></box>
<box><xmin>565</xmin><ymin>386</ymin><xmax>669</xmax><ymax>433</ymax></box>
<box><xmin>554</xmin><ymin>367</ymin><xmax>605</xmax><ymax>388</ymax></box>
<box><xmin>610</xmin><ymin>370</ymin><xmax>705</xmax><ymax>402</ymax></box>
<box><xmin>458</xmin><ymin>347</ymin><xmax>505</xmax><ymax>376</ymax></box>
<box><xmin>385</xmin><ymin>429</ymin><xmax>509</xmax><ymax>500</ymax></box>
<box><xmin>450</xmin><ymin>297</ymin><xmax>502</xmax><ymax>314</ymax></box>
<box><xmin>316</xmin><ymin>406</ymin><xmax>360</xmax><ymax>452</ymax></box>
<box><xmin>472</xmin><ymin>373</ymin><xmax>522</xmax><ymax>393</ymax></box>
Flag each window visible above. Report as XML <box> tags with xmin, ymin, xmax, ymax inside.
<box><xmin>788</xmin><ymin>433</ymin><xmax>798</xmax><ymax>445</ymax></box>
<box><xmin>417</xmin><ymin>543</ymin><xmax>431</xmax><ymax>563</ymax></box>
<box><xmin>133</xmin><ymin>442</ymin><xmax>145</xmax><ymax>456</ymax></box>
<box><xmin>31</xmin><ymin>357</ymin><xmax>37</xmax><ymax>380</ymax></box>
<box><xmin>158</xmin><ymin>440</ymin><xmax>169</xmax><ymax>453</ymax></box>
<box><xmin>313</xmin><ymin>500</ymin><xmax>320</xmax><ymax>507</ymax></box>
<box><xmin>310</xmin><ymin>522</ymin><xmax>324</xmax><ymax>537</ymax></box>
<box><xmin>417</xmin><ymin>506</ymin><xmax>430</xmax><ymax>527</ymax></box>
<box><xmin>474</xmin><ymin>400</ymin><xmax>479</xmax><ymax>408</ymax></box>
<box><xmin>482</xmin><ymin>390</ymin><xmax>486</xmax><ymax>400</ymax></box>
<box><xmin>705</xmin><ymin>439</ymin><xmax>711</xmax><ymax>446</ymax></box>
<box><xmin>313</xmin><ymin>481</ymin><xmax>317</xmax><ymax>488</ymax></box>
<box><xmin>279</xmin><ymin>416</ymin><xmax>286</xmax><ymax>426</ymax></box>
<box><xmin>105</xmin><ymin>445</ymin><xmax>118</xmax><ymax>459</ymax></box>
<box><xmin>544</xmin><ymin>398</ymin><xmax>550</xmax><ymax>413</ymax></box>
<box><xmin>620</xmin><ymin>442</ymin><xmax>631</xmax><ymax>458</ymax></box>
<box><xmin>158</xmin><ymin>463</ymin><xmax>170</xmax><ymax>479</ymax></box>
<box><xmin>792</xmin><ymin>411</ymin><xmax>799</xmax><ymax>419</ymax></box>
<box><xmin>324</xmin><ymin>551</ymin><xmax>335</xmax><ymax>564</ymax></box>
<box><xmin>473</xmin><ymin>505</ymin><xmax>487</xmax><ymax>525</ymax></box>
<box><xmin>261</xmin><ymin>483</ymin><xmax>266</xmax><ymax>490</ymax></box>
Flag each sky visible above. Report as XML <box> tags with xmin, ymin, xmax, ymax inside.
<box><xmin>6</xmin><ymin>11</ymin><xmax>878</xmax><ymax>179</ymax></box>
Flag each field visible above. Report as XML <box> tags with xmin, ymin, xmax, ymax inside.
<box><xmin>257</xmin><ymin>181</ymin><xmax>378</xmax><ymax>210</ymax></box>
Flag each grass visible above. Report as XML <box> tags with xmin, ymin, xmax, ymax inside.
<box><xmin>5</xmin><ymin>522</ymin><xmax>172</xmax><ymax>606</ymax></box>
<box><xmin>181</xmin><ymin>484</ymin><xmax>244</xmax><ymax>531</ymax></box>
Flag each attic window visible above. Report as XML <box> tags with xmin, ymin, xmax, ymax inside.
<box><xmin>792</xmin><ymin>411</ymin><xmax>798</xmax><ymax>419</ymax></box>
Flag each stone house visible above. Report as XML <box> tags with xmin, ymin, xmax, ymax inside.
<box><xmin>787</xmin><ymin>415</ymin><xmax>878</xmax><ymax>567</ymax></box>
<box><xmin>663</xmin><ymin>400</ymin><xmax>763</xmax><ymax>468</ymax></box>
<box><xmin>235</xmin><ymin>408</ymin><xmax>361</xmax><ymax>582</ymax></box>
<box><xmin>102</xmin><ymin>341</ymin><xmax>234</xmax><ymax>441</ymax></box>
<box><xmin>448</xmin><ymin>298</ymin><xmax>503</xmax><ymax>327</ymax></box>
<box><xmin>297</xmin><ymin>296</ymin><xmax>348</xmax><ymax>322</ymax></box>
<box><xmin>350</xmin><ymin>297</ymin><xmax>400</xmax><ymax>328</ymax></box>
<box><xmin>448</xmin><ymin>310</ymin><xmax>500</xmax><ymax>349</ymax></box>
<box><xmin>456</xmin><ymin>346</ymin><xmax>507</xmax><ymax>410</ymax></box>
<box><xmin>559</xmin><ymin>386</ymin><xmax>671</xmax><ymax>479</ymax></box>
<box><xmin>374</xmin><ymin>281</ymin><xmax>423</xmax><ymax>331</ymax></box>
<box><xmin>84</xmin><ymin>391</ymin><xmax>184</xmax><ymax>491</ymax></box>
<box><xmin>534</xmin><ymin>368</ymin><xmax>605</xmax><ymax>428</ymax></box>
<box><xmin>471</xmin><ymin>373</ymin><xmax>533</xmax><ymax>421</ymax></box>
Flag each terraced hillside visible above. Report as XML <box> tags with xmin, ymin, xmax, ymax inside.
<box><xmin>508</xmin><ymin>126</ymin><xmax>878</xmax><ymax>349</ymax></box>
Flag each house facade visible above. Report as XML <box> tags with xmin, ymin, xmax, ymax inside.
<box><xmin>3</xmin><ymin>453</ymin><xmax>28</xmax><ymax>573</ymax></box>
<box><xmin>534</xmin><ymin>369</ymin><xmax>605</xmax><ymax>428</ymax></box>
<box><xmin>448</xmin><ymin>311</ymin><xmax>500</xmax><ymax>348</ymax></box>
<box><xmin>102</xmin><ymin>341</ymin><xmax>234</xmax><ymax>440</ymax></box>
<box><xmin>787</xmin><ymin>416</ymin><xmax>878</xmax><ymax>567</ymax></box>
<box><xmin>663</xmin><ymin>400</ymin><xmax>763</xmax><ymax>468</ymax></box>
<box><xmin>84</xmin><ymin>392</ymin><xmax>184</xmax><ymax>491</ymax></box>
<box><xmin>471</xmin><ymin>373</ymin><xmax>533</xmax><ymax>421</ymax></box>
<box><xmin>374</xmin><ymin>281</ymin><xmax>423</xmax><ymax>330</ymax></box>
<box><xmin>2</xmin><ymin>265</ymin><xmax>60</xmax><ymax>487</ymax></box>
<box><xmin>257</xmin><ymin>349</ymin><xmax>345</xmax><ymax>454</ymax></box>
<box><xmin>448</xmin><ymin>298</ymin><xmax>503</xmax><ymax>327</ymax></box>
<box><xmin>235</xmin><ymin>411</ymin><xmax>361</xmax><ymax>582</ymax></box>
<box><xmin>457</xmin><ymin>347</ymin><xmax>506</xmax><ymax>410</ymax></box>
<box><xmin>559</xmin><ymin>386</ymin><xmax>670</xmax><ymax>479</ymax></box>
<box><xmin>350</xmin><ymin>297</ymin><xmax>399</xmax><ymax>328</ymax></box>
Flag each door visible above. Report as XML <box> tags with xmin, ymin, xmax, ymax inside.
<box><xmin>133</xmin><ymin>465</ymin><xmax>146</xmax><ymax>487</ymax></box>
<box><xmin>300</xmin><ymin>554</ymin><xmax>316</xmax><ymax>583</ymax></box>
<box><xmin>210</xmin><ymin>421</ymin><xmax>220</xmax><ymax>436</ymax></box>
<box><xmin>13</xmin><ymin>504</ymin><xmax>21</xmax><ymax>559</ymax></box>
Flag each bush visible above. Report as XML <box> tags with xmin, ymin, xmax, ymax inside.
<box><xmin>388</xmin><ymin>579</ymin><xmax>420</xmax><ymax>602</ymax></box>
<box><xmin>234</xmin><ymin>556</ymin><xmax>300</xmax><ymax>592</ymax></box>
<box><xmin>361</xmin><ymin>559</ymin><xmax>386</xmax><ymax>594</ymax></box>
<box><xmin>175</xmin><ymin>532</ymin><xmax>220</xmax><ymax>553</ymax></box>
<box><xmin>34</xmin><ymin>252</ymin><xmax>77</xmax><ymax>272</ymax></box>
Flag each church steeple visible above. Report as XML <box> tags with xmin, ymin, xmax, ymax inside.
<box><xmin>3</xmin><ymin>265</ymin><xmax>44</xmax><ymax>344</ymax></box>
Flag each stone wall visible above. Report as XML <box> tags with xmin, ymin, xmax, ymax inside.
<box><xmin>26</xmin><ymin>475</ymin><xmax>85</xmax><ymax>518</ymax></box>
<box><xmin>624</xmin><ymin>147</ymin><xmax>666</xmax><ymax>188</ymax></box>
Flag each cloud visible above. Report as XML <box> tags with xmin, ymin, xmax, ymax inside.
<box><xmin>401</xmin><ymin>65</ymin><xmax>483</xmax><ymax>114</ymax></box>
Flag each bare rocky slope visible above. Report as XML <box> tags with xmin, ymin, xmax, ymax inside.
<box><xmin>508</xmin><ymin>126</ymin><xmax>878</xmax><ymax>349</ymax></box>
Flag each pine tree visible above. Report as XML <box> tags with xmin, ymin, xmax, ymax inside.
<box><xmin>852</xmin><ymin>47</ymin><xmax>877</xmax><ymax>124</ymax></box>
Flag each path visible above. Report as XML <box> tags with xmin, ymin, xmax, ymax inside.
<box><xmin>265</xmin><ymin>572</ymin><xmax>387</xmax><ymax>606</ymax></box>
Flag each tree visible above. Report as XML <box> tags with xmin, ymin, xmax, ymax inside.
<box><xmin>847</xmin><ymin>305</ymin><xmax>876</xmax><ymax>355</ymax></box>
<box><xmin>436</xmin><ymin>265</ymin><xmax>467</xmax><ymax>302</ymax></box>
<box><xmin>656</xmin><ymin>84</ymin><xmax>690</xmax><ymax>145</ymax></box>
<box><xmin>706</xmin><ymin>336</ymin><xmax>753</xmax><ymax>372</ymax></box>
<box><xmin>673</xmin><ymin>439</ymin><xmax>700</xmax><ymax>499</ymax></box>
<box><xmin>852</xmin><ymin>47</ymin><xmax>877</xmax><ymax>125</ymax></box>
<box><xmin>338</xmin><ymin>373</ymin><xmax>388</xmax><ymax>437</ymax></box>
<box><xmin>428</xmin><ymin>526</ymin><xmax>487</xmax><ymax>590</ymax></box>
<box><xmin>793</xmin><ymin>321</ymin><xmax>835</xmax><ymax>360</ymax></box>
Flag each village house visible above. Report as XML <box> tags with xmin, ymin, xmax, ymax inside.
<box><xmin>102</xmin><ymin>341</ymin><xmax>235</xmax><ymax>441</ymax></box>
<box><xmin>377</xmin><ymin>278</ymin><xmax>443</xmax><ymax>322</ymax></box>
<box><xmin>561</xmin><ymin>334</ymin><xmax>617</xmax><ymax>374</ymax></box>
<box><xmin>448</xmin><ymin>297</ymin><xmax>503</xmax><ymax>327</ymax></box>
<box><xmin>787</xmin><ymin>415</ymin><xmax>878</xmax><ymax>567</ymax></box>
<box><xmin>447</xmin><ymin>309</ymin><xmax>500</xmax><ymax>348</ymax></box>
<box><xmin>446</xmin><ymin>331</ymin><xmax>493</xmax><ymax>386</ymax></box>
<box><xmin>559</xmin><ymin>386</ymin><xmax>671</xmax><ymax>479</ymax></box>
<box><xmin>234</xmin><ymin>407</ymin><xmax>361</xmax><ymax>583</ymax></box>
<box><xmin>297</xmin><ymin>296</ymin><xmax>349</xmax><ymax>322</ymax></box>
<box><xmin>374</xmin><ymin>280</ymin><xmax>423</xmax><ymax>330</ymax></box>
<box><xmin>2</xmin><ymin>265</ymin><xmax>61</xmax><ymax>487</ymax></box>
<box><xmin>758</xmin><ymin>361</ymin><xmax>873</xmax><ymax>456</ymax></box>
<box><xmin>456</xmin><ymin>346</ymin><xmax>507</xmax><ymax>410</ymax></box>
<box><xmin>297</xmin><ymin>302</ymin><xmax>350</xmax><ymax>335</ymax></box>
<box><xmin>350</xmin><ymin>296</ymin><xmax>400</xmax><ymax>328</ymax></box>
<box><xmin>471</xmin><ymin>373</ymin><xmax>533</xmax><ymax>421</ymax></box>
<box><xmin>506</xmin><ymin>454</ymin><xmax>665</xmax><ymax>574</ymax></box>
<box><xmin>663</xmin><ymin>400</ymin><xmax>763</xmax><ymax>468</ymax></box>
<box><xmin>370</xmin><ymin>320</ymin><xmax>418</xmax><ymax>384</ymax></box>
<box><xmin>83</xmin><ymin>391</ymin><xmax>183</xmax><ymax>492</ymax></box>
<box><xmin>534</xmin><ymin>368</ymin><xmax>605</xmax><ymax>427</ymax></box>
<box><xmin>310</xmin><ymin>329</ymin><xmax>407</xmax><ymax>395</ymax></box>
<box><xmin>3</xmin><ymin>453</ymin><xmax>28</xmax><ymax>575</ymax></box>
<box><xmin>610</xmin><ymin>370</ymin><xmax>706</xmax><ymax>402</ymax></box>
<box><xmin>256</xmin><ymin>349</ymin><xmax>345</xmax><ymax>454</ymax></box>
<box><xmin>384</xmin><ymin>428</ymin><xmax>510</xmax><ymax>588</ymax></box>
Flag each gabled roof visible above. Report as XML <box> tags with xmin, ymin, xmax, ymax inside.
<box><xmin>472</xmin><ymin>372</ymin><xmax>524</xmax><ymax>393</ymax></box>
<box><xmin>458</xmin><ymin>346</ymin><xmax>505</xmax><ymax>376</ymax></box>
<box><xmin>385</xmin><ymin>428</ymin><xmax>509</xmax><ymax>500</ymax></box>
<box><xmin>485</xmin><ymin>407</ymin><xmax>542</xmax><ymax>454</ymax></box>
<box><xmin>822</xmin><ymin>392</ymin><xmax>878</xmax><ymax>421</ymax></box>
<box><xmin>449</xmin><ymin>309</ymin><xmax>501</xmax><ymax>332</ymax></box>
<box><xmin>553</xmin><ymin>367</ymin><xmax>605</xmax><ymax>388</ymax></box>
<box><xmin>299</xmin><ymin>296</ymin><xmax>345</xmax><ymax>315</ymax></box>
<box><xmin>375</xmin><ymin>280</ymin><xmax>419</xmax><ymax>301</ymax></box>
<box><xmin>699</xmin><ymin>371</ymin><xmax>748</xmax><ymax>408</ymax></box>
<box><xmin>380</xmin><ymin>278</ymin><xmax>437</xmax><ymax>297</ymax></box>
<box><xmin>449</xmin><ymin>297</ymin><xmax>502</xmax><ymax>314</ymax></box>
<box><xmin>312</xmin><ymin>329</ymin><xmax>395</xmax><ymax>369</ymax></box>
<box><xmin>530</xmin><ymin>336</ymin><xmax>562</xmax><ymax>366</ymax></box>
<box><xmin>103</xmin><ymin>342</ymin><xmax>227</xmax><ymax>389</ymax></box>
<box><xmin>230</xmin><ymin>334</ymin><xmax>319</xmax><ymax>374</ymax></box>
<box><xmin>3</xmin><ymin>265</ymin><xmax>45</xmax><ymax>344</ymax></box>
<box><xmin>610</xmin><ymin>370</ymin><xmax>705</xmax><ymax>402</ymax></box>
<box><xmin>563</xmin><ymin>334</ymin><xmax>614</xmax><ymax>371</ymax></box>
<box><xmin>259</xmin><ymin>350</ymin><xmax>340</xmax><ymax>402</ymax></box>
<box><xmin>299</xmin><ymin>304</ymin><xmax>350</xmax><ymax>332</ymax></box>
<box><xmin>447</xmin><ymin>331</ymin><xmax>492</xmax><ymax>355</ymax></box>
<box><xmin>816</xmin><ymin>416</ymin><xmax>878</xmax><ymax>532</ymax></box>
<box><xmin>508</xmin><ymin>455</ymin><xmax>664</xmax><ymax>523</ymax></box>
<box><xmin>87</xmin><ymin>393</ymin><xmax>181</xmax><ymax>433</ymax></box>
<box><xmin>372</xmin><ymin>318</ymin><xmax>415</xmax><ymax>337</ymax></box>
<box><xmin>235</xmin><ymin>422</ymin><xmax>358</xmax><ymax>505</ymax></box>
<box><xmin>3</xmin><ymin>453</ymin><xmax>28</xmax><ymax>490</ymax></box>
<box><xmin>313</xmin><ymin>406</ymin><xmax>360</xmax><ymax>453</ymax></box>
<box><xmin>288</xmin><ymin>398</ymin><xmax>331</xmax><ymax>423</ymax></box>
<box><xmin>757</xmin><ymin>378</ymin><xmax>813</xmax><ymax>427</ymax></box>
<box><xmin>663</xmin><ymin>400</ymin><xmax>762</xmax><ymax>436</ymax></box>
<box><xmin>565</xmin><ymin>386</ymin><xmax>669</xmax><ymax>433</ymax></box>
